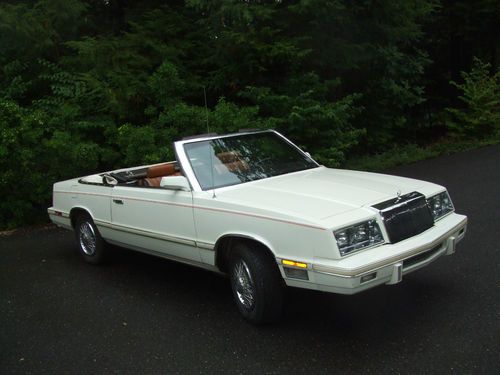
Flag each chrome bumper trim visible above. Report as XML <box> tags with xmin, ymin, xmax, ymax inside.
<box><xmin>312</xmin><ymin>216</ymin><xmax>467</xmax><ymax>278</ymax></box>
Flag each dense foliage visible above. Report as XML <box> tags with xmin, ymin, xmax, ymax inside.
<box><xmin>1</xmin><ymin>0</ymin><xmax>499</xmax><ymax>229</ymax></box>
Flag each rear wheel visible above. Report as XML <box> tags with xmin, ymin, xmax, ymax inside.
<box><xmin>74</xmin><ymin>214</ymin><xmax>107</xmax><ymax>264</ymax></box>
<box><xmin>228</xmin><ymin>242</ymin><xmax>284</xmax><ymax>324</ymax></box>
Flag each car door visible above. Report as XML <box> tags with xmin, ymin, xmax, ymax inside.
<box><xmin>110</xmin><ymin>184</ymin><xmax>200</xmax><ymax>262</ymax></box>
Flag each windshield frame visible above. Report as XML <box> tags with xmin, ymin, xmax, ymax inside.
<box><xmin>174</xmin><ymin>130</ymin><xmax>319</xmax><ymax>192</ymax></box>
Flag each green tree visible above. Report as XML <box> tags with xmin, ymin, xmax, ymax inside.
<box><xmin>446</xmin><ymin>58</ymin><xmax>500</xmax><ymax>139</ymax></box>
<box><xmin>0</xmin><ymin>0</ymin><xmax>499</xmax><ymax>229</ymax></box>
<box><xmin>0</xmin><ymin>100</ymin><xmax>102</xmax><ymax>228</ymax></box>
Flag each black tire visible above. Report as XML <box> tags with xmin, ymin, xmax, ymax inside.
<box><xmin>228</xmin><ymin>241</ymin><xmax>284</xmax><ymax>324</ymax></box>
<box><xmin>74</xmin><ymin>214</ymin><xmax>107</xmax><ymax>264</ymax></box>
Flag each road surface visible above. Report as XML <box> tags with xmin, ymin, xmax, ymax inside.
<box><xmin>1</xmin><ymin>145</ymin><xmax>499</xmax><ymax>374</ymax></box>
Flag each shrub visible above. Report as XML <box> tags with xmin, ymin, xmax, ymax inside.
<box><xmin>446</xmin><ymin>58</ymin><xmax>500</xmax><ymax>139</ymax></box>
<box><xmin>0</xmin><ymin>100</ymin><xmax>106</xmax><ymax>229</ymax></box>
<box><xmin>0</xmin><ymin>101</ymin><xmax>49</xmax><ymax>227</ymax></box>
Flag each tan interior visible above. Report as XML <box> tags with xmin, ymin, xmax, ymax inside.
<box><xmin>216</xmin><ymin>151</ymin><xmax>249</xmax><ymax>173</ymax></box>
<box><xmin>139</xmin><ymin>163</ymin><xmax>181</xmax><ymax>187</ymax></box>
<box><xmin>138</xmin><ymin>151</ymin><xmax>247</xmax><ymax>188</ymax></box>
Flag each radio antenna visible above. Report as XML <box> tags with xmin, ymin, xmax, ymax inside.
<box><xmin>204</xmin><ymin>86</ymin><xmax>216</xmax><ymax>198</ymax></box>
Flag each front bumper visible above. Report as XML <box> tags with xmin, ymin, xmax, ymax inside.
<box><xmin>284</xmin><ymin>213</ymin><xmax>467</xmax><ymax>294</ymax></box>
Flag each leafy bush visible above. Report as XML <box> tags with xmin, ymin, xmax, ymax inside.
<box><xmin>446</xmin><ymin>58</ymin><xmax>500</xmax><ymax>139</ymax></box>
<box><xmin>0</xmin><ymin>100</ymin><xmax>109</xmax><ymax>229</ymax></box>
<box><xmin>0</xmin><ymin>101</ymin><xmax>47</xmax><ymax>227</ymax></box>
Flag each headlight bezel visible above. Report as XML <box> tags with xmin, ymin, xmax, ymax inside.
<box><xmin>333</xmin><ymin>219</ymin><xmax>385</xmax><ymax>257</ymax></box>
<box><xmin>427</xmin><ymin>190</ymin><xmax>454</xmax><ymax>221</ymax></box>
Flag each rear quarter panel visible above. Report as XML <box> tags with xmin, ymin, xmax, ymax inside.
<box><xmin>52</xmin><ymin>178</ymin><xmax>112</xmax><ymax>226</ymax></box>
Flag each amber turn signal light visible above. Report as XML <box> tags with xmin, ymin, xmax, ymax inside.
<box><xmin>281</xmin><ymin>259</ymin><xmax>308</xmax><ymax>268</ymax></box>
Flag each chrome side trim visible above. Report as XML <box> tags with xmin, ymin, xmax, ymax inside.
<box><xmin>104</xmin><ymin>238</ymin><xmax>221</xmax><ymax>274</ymax></box>
<box><xmin>95</xmin><ymin>220</ymin><xmax>216</xmax><ymax>250</ymax></box>
<box><xmin>312</xmin><ymin>216</ymin><xmax>467</xmax><ymax>278</ymax></box>
<box><xmin>196</xmin><ymin>241</ymin><xmax>215</xmax><ymax>251</ymax></box>
<box><xmin>95</xmin><ymin>220</ymin><xmax>196</xmax><ymax>247</ymax></box>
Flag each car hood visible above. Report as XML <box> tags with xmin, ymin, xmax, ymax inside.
<box><xmin>216</xmin><ymin>166</ymin><xmax>438</xmax><ymax>222</ymax></box>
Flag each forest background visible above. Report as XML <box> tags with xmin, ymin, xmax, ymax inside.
<box><xmin>1</xmin><ymin>0</ymin><xmax>499</xmax><ymax>229</ymax></box>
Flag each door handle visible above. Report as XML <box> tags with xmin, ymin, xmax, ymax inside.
<box><xmin>113</xmin><ymin>199</ymin><xmax>124</xmax><ymax>205</ymax></box>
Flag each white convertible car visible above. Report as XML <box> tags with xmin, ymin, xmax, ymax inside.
<box><xmin>48</xmin><ymin>130</ymin><xmax>467</xmax><ymax>324</ymax></box>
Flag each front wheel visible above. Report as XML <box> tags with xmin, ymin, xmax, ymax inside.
<box><xmin>228</xmin><ymin>242</ymin><xmax>284</xmax><ymax>324</ymax></box>
<box><xmin>74</xmin><ymin>214</ymin><xmax>107</xmax><ymax>264</ymax></box>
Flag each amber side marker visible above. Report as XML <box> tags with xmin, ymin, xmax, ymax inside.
<box><xmin>282</xmin><ymin>259</ymin><xmax>308</xmax><ymax>268</ymax></box>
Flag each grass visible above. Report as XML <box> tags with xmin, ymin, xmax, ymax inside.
<box><xmin>344</xmin><ymin>133</ymin><xmax>500</xmax><ymax>172</ymax></box>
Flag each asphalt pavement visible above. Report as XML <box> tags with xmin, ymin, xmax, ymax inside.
<box><xmin>1</xmin><ymin>145</ymin><xmax>499</xmax><ymax>374</ymax></box>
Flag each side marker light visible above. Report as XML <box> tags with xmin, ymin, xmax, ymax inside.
<box><xmin>281</xmin><ymin>259</ymin><xmax>308</xmax><ymax>268</ymax></box>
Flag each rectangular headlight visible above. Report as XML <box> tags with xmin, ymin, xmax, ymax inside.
<box><xmin>334</xmin><ymin>219</ymin><xmax>384</xmax><ymax>257</ymax></box>
<box><xmin>427</xmin><ymin>191</ymin><xmax>454</xmax><ymax>221</ymax></box>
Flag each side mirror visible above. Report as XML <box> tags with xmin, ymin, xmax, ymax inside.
<box><xmin>160</xmin><ymin>176</ymin><xmax>191</xmax><ymax>191</ymax></box>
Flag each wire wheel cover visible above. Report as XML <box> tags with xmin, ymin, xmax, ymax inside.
<box><xmin>79</xmin><ymin>222</ymin><xmax>97</xmax><ymax>256</ymax></box>
<box><xmin>233</xmin><ymin>260</ymin><xmax>256</xmax><ymax>310</ymax></box>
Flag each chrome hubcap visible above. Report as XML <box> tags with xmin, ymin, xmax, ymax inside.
<box><xmin>233</xmin><ymin>260</ymin><xmax>255</xmax><ymax>310</ymax></box>
<box><xmin>79</xmin><ymin>222</ymin><xmax>96</xmax><ymax>256</ymax></box>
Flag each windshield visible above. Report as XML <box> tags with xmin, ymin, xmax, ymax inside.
<box><xmin>183</xmin><ymin>132</ymin><xmax>318</xmax><ymax>190</ymax></box>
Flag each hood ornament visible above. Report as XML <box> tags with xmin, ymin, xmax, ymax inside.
<box><xmin>395</xmin><ymin>189</ymin><xmax>402</xmax><ymax>203</ymax></box>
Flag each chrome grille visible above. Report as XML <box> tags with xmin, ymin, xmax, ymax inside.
<box><xmin>373</xmin><ymin>192</ymin><xmax>434</xmax><ymax>243</ymax></box>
